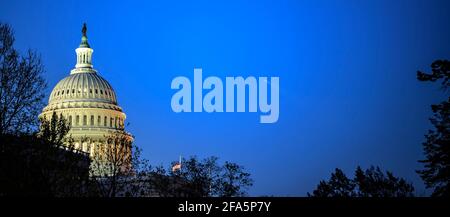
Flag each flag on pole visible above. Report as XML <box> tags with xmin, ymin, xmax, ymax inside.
<box><xmin>172</xmin><ymin>163</ymin><xmax>181</xmax><ymax>172</ymax></box>
<box><xmin>172</xmin><ymin>155</ymin><xmax>182</xmax><ymax>172</ymax></box>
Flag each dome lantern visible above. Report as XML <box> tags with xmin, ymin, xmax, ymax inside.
<box><xmin>74</xmin><ymin>23</ymin><xmax>94</xmax><ymax>70</ymax></box>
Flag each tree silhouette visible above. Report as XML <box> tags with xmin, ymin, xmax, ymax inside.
<box><xmin>172</xmin><ymin>156</ymin><xmax>220</xmax><ymax>197</ymax></box>
<box><xmin>416</xmin><ymin>60</ymin><xmax>450</xmax><ymax>197</ymax></box>
<box><xmin>90</xmin><ymin>131</ymin><xmax>134</xmax><ymax>197</ymax></box>
<box><xmin>309</xmin><ymin>166</ymin><xmax>414</xmax><ymax>197</ymax></box>
<box><xmin>0</xmin><ymin>23</ymin><xmax>46</xmax><ymax>136</ymax></box>
<box><xmin>354</xmin><ymin>166</ymin><xmax>414</xmax><ymax>197</ymax></box>
<box><xmin>37</xmin><ymin>112</ymin><xmax>90</xmax><ymax>196</ymax></box>
<box><xmin>38</xmin><ymin>112</ymin><xmax>70</xmax><ymax>146</ymax></box>
<box><xmin>216</xmin><ymin>161</ymin><xmax>253</xmax><ymax>197</ymax></box>
<box><xmin>143</xmin><ymin>156</ymin><xmax>254</xmax><ymax>197</ymax></box>
<box><xmin>309</xmin><ymin>168</ymin><xmax>356</xmax><ymax>197</ymax></box>
<box><xmin>417</xmin><ymin>60</ymin><xmax>449</xmax><ymax>90</ymax></box>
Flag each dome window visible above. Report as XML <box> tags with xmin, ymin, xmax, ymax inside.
<box><xmin>90</xmin><ymin>115</ymin><xmax>94</xmax><ymax>126</ymax></box>
<box><xmin>76</xmin><ymin>115</ymin><xmax>80</xmax><ymax>126</ymax></box>
<box><xmin>89</xmin><ymin>89</ymin><xmax>93</xmax><ymax>94</ymax></box>
<box><xmin>72</xmin><ymin>89</ymin><xmax>75</xmax><ymax>94</ymax></box>
<box><xmin>83</xmin><ymin>115</ymin><xmax>87</xmax><ymax>126</ymax></box>
<box><xmin>104</xmin><ymin>116</ymin><xmax>107</xmax><ymax>127</ymax></box>
<box><xmin>95</xmin><ymin>89</ymin><xmax>98</xmax><ymax>94</ymax></box>
<box><xmin>100</xmin><ymin>90</ymin><xmax>103</xmax><ymax>95</ymax></box>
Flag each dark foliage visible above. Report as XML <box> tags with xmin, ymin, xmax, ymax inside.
<box><xmin>144</xmin><ymin>156</ymin><xmax>253</xmax><ymax>197</ymax></box>
<box><xmin>417</xmin><ymin>60</ymin><xmax>450</xmax><ymax>90</ymax></box>
<box><xmin>216</xmin><ymin>161</ymin><xmax>253</xmax><ymax>197</ymax></box>
<box><xmin>417</xmin><ymin>60</ymin><xmax>450</xmax><ymax>197</ymax></box>
<box><xmin>308</xmin><ymin>166</ymin><xmax>414</xmax><ymax>197</ymax></box>
<box><xmin>0</xmin><ymin>23</ymin><xmax>46</xmax><ymax>135</ymax></box>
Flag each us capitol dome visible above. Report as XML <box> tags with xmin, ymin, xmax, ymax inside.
<box><xmin>40</xmin><ymin>24</ymin><xmax>133</xmax><ymax>158</ymax></box>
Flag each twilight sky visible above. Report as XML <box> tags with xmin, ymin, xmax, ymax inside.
<box><xmin>1</xmin><ymin>0</ymin><xmax>449</xmax><ymax>196</ymax></box>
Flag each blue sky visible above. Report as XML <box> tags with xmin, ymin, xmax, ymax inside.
<box><xmin>1</xmin><ymin>0</ymin><xmax>449</xmax><ymax>196</ymax></box>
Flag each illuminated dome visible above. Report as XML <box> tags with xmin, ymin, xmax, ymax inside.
<box><xmin>40</xmin><ymin>23</ymin><xmax>132</xmax><ymax>160</ymax></box>
<box><xmin>46</xmin><ymin>72</ymin><xmax>120</xmax><ymax>110</ymax></box>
